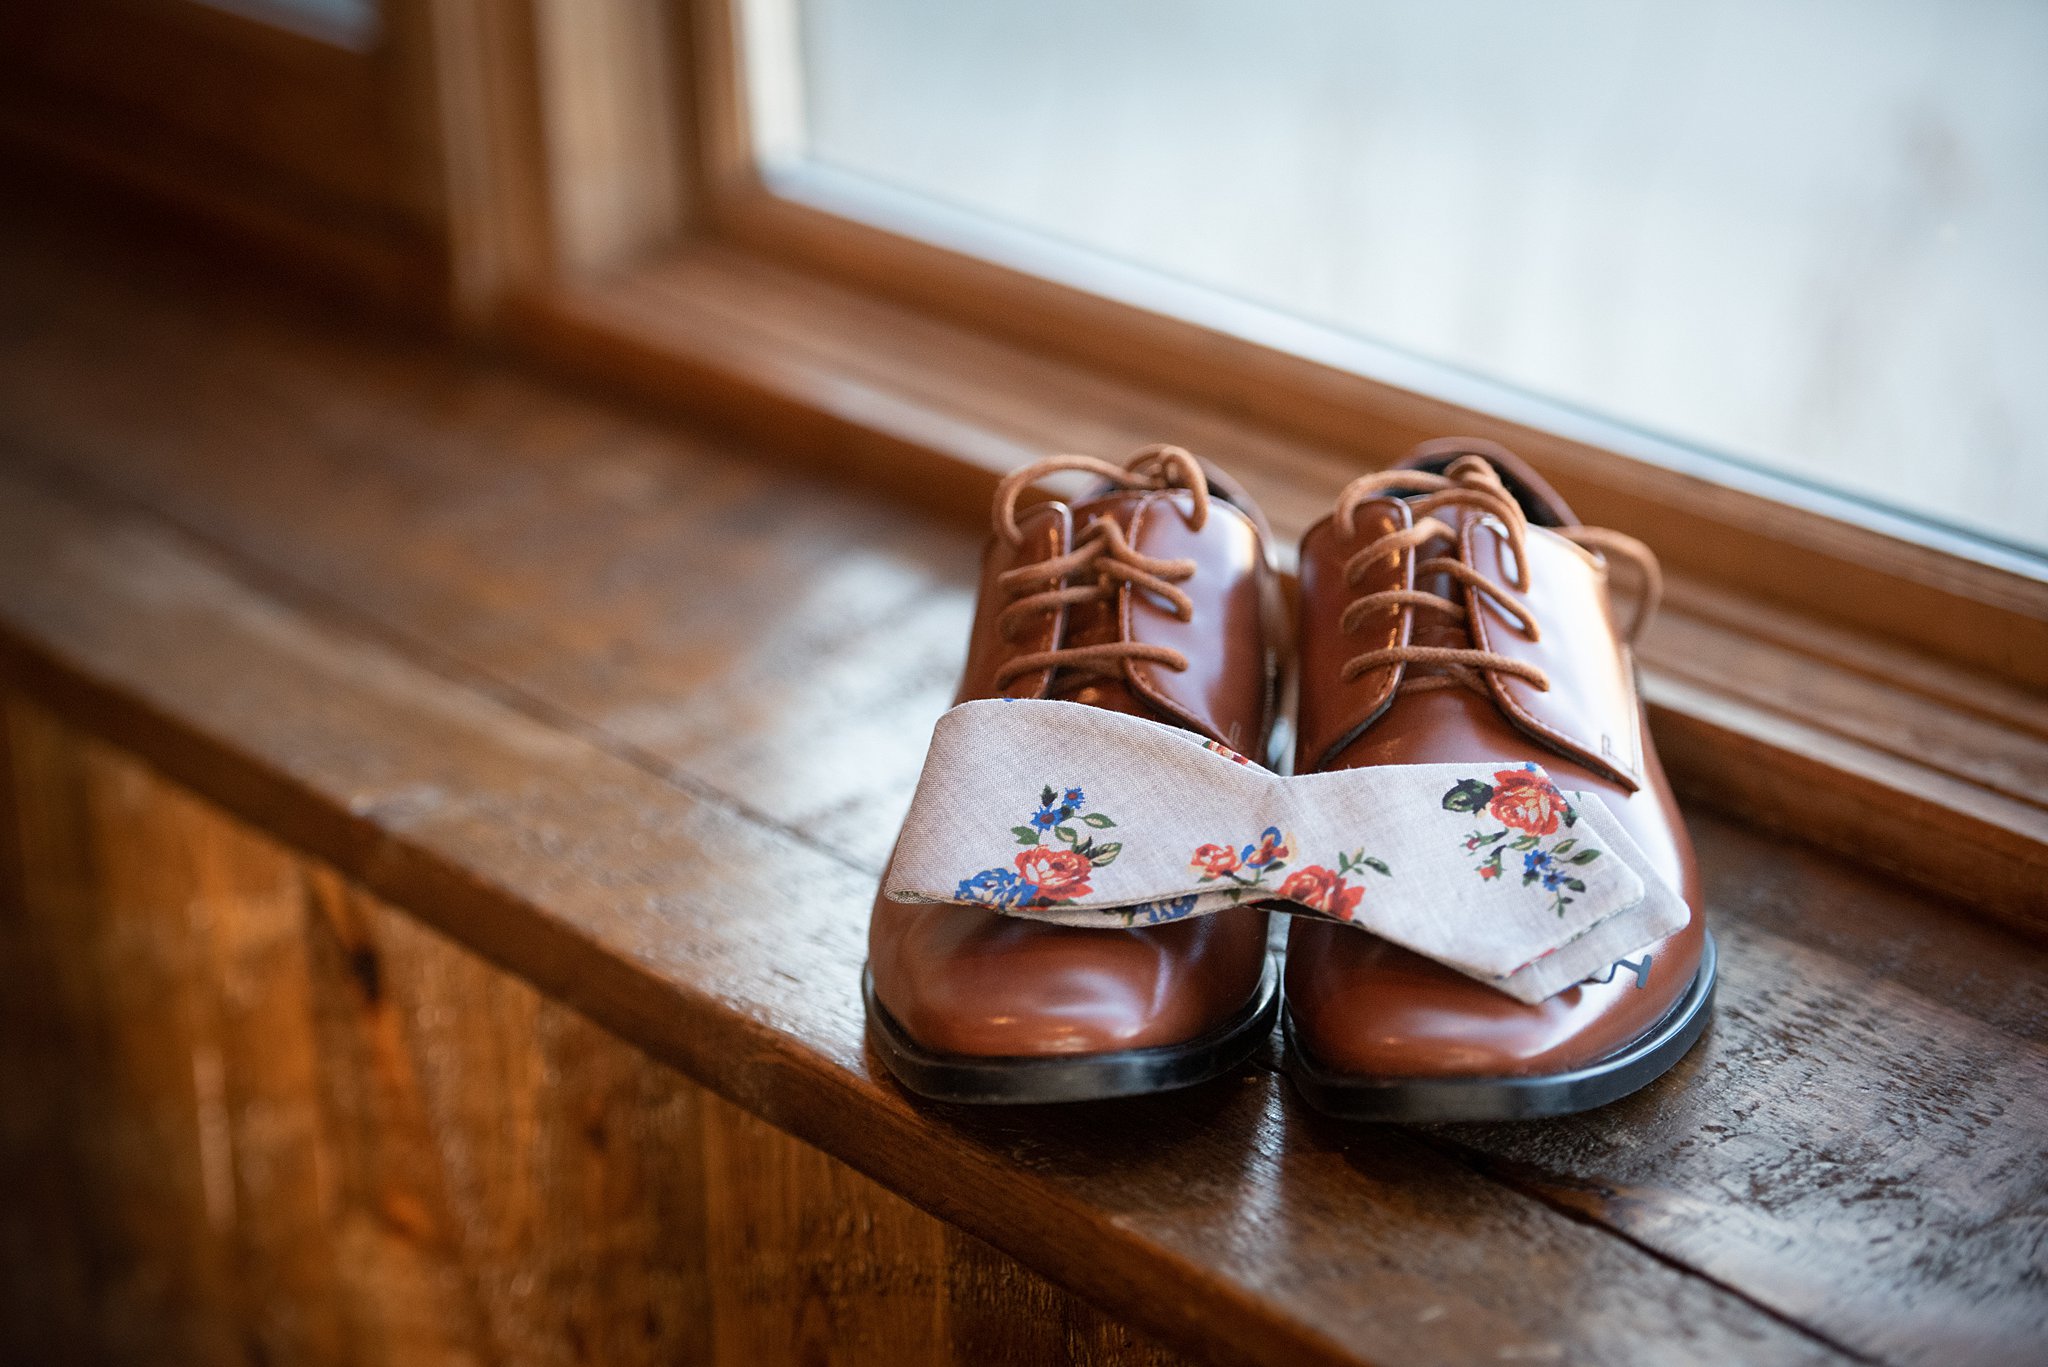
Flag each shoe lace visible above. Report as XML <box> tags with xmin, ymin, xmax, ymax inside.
<box><xmin>1331</xmin><ymin>454</ymin><xmax>1662</xmax><ymax>696</ymax></box>
<box><xmin>990</xmin><ymin>444</ymin><xmax>1212</xmax><ymax>689</ymax></box>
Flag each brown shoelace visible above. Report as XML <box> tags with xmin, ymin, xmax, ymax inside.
<box><xmin>990</xmin><ymin>445</ymin><xmax>1211</xmax><ymax>688</ymax></box>
<box><xmin>1332</xmin><ymin>454</ymin><xmax>1662</xmax><ymax>696</ymax></box>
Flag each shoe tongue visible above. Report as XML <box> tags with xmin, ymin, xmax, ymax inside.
<box><xmin>1047</xmin><ymin>574</ymin><xmax>1135</xmax><ymax>707</ymax></box>
<box><xmin>1045</xmin><ymin>492</ymin><xmax>1170</xmax><ymax>720</ymax></box>
<box><xmin>1046</xmin><ymin>494</ymin><xmax>1133</xmax><ymax>702</ymax></box>
<box><xmin>1402</xmin><ymin>499</ymin><xmax>1478</xmax><ymax>681</ymax></box>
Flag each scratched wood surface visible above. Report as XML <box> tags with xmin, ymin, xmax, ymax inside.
<box><xmin>0</xmin><ymin>186</ymin><xmax>2044</xmax><ymax>1365</ymax></box>
<box><xmin>0</xmin><ymin>696</ymin><xmax>1187</xmax><ymax>1367</ymax></box>
<box><xmin>0</xmin><ymin>443</ymin><xmax>1832</xmax><ymax>1367</ymax></box>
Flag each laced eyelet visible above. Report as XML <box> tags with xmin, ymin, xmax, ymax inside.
<box><xmin>1327</xmin><ymin>461</ymin><xmax>1555</xmax><ymax>697</ymax></box>
<box><xmin>988</xmin><ymin>458</ymin><xmax>1208</xmax><ymax>690</ymax></box>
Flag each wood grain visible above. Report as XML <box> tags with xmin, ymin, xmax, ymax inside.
<box><xmin>0</xmin><ymin>436</ymin><xmax>1842</xmax><ymax>1367</ymax></box>
<box><xmin>1427</xmin><ymin>816</ymin><xmax>2048</xmax><ymax>1366</ymax></box>
<box><xmin>0</xmin><ymin>190</ymin><xmax>2041</xmax><ymax>1363</ymax></box>
<box><xmin>0</xmin><ymin>0</ymin><xmax>398</xmax><ymax>213</ymax></box>
<box><xmin>0</xmin><ymin>696</ymin><xmax>1191</xmax><ymax>1366</ymax></box>
<box><xmin>0</xmin><ymin>0</ymin><xmax>444</xmax><ymax>306</ymax></box>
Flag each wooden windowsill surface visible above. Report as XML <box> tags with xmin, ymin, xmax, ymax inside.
<box><xmin>2</xmin><ymin>184</ymin><xmax>2045</xmax><ymax>1365</ymax></box>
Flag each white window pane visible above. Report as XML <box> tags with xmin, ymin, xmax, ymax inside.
<box><xmin>771</xmin><ymin>0</ymin><xmax>2048</xmax><ymax>558</ymax></box>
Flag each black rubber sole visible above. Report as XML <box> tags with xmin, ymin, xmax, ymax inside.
<box><xmin>862</xmin><ymin>957</ymin><xmax>1280</xmax><ymax>1104</ymax></box>
<box><xmin>1283</xmin><ymin>931</ymin><xmax>1718</xmax><ymax>1123</ymax></box>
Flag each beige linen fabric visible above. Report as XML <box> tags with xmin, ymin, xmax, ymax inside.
<box><xmin>884</xmin><ymin>699</ymin><xmax>1688</xmax><ymax>1004</ymax></box>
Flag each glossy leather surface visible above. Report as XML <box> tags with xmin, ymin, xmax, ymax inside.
<box><xmin>1295</xmin><ymin>498</ymin><xmax>1412</xmax><ymax>774</ymax></box>
<box><xmin>1464</xmin><ymin>517</ymin><xmax>1643</xmax><ymax>789</ymax></box>
<box><xmin>1288</xmin><ymin>442</ymin><xmax>1706</xmax><ymax>1078</ymax></box>
<box><xmin>871</xmin><ymin>474</ymin><xmax>1281</xmax><ymax>1057</ymax></box>
<box><xmin>956</xmin><ymin>503</ymin><xmax>1070</xmax><ymax>701</ymax></box>
<box><xmin>1121</xmin><ymin>492</ymin><xmax>1273</xmax><ymax>754</ymax></box>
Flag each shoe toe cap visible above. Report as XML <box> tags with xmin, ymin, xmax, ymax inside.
<box><xmin>1285</xmin><ymin>916</ymin><xmax>1704</xmax><ymax>1078</ymax></box>
<box><xmin>870</xmin><ymin>903</ymin><xmax>1268</xmax><ymax>1057</ymax></box>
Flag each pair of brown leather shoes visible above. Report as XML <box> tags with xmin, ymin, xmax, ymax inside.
<box><xmin>865</xmin><ymin>440</ymin><xmax>1715</xmax><ymax>1120</ymax></box>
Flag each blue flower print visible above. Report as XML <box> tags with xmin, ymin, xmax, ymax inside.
<box><xmin>1241</xmin><ymin>826</ymin><xmax>1290</xmax><ymax>870</ymax></box>
<box><xmin>1446</xmin><ymin>772</ymin><xmax>1602</xmax><ymax>917</ymax></box>
<box><xmin>956</xmin><ymin>867</ymin><xmax>1038</xmax><ymax>908</ymax></box>
<box><xmin>1030</xmin><ymin>783</ymin><xmax>1080</xmax><ymax>831</ymax></box>
<box><xmin>1128</xmin><ymin>893</ymin><xmax>1199</xmax><ymax>925</ymax></box>
<box><xmin>990</xmin><ymin>782</ymin><xmax>1123</xmax><ymax>910</ymax></box>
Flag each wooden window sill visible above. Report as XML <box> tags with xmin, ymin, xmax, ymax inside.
<box><xmin>2</xmin><ymin>185</ymin><xmax>2044</xmax><ymax>1364</ymax></box>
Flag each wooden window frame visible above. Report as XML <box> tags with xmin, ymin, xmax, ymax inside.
<box><xmin>3</xmin><ymin>0</ymin><xmax>2042</xmax><ymax>927</ymax></box>
<box><xmin>694</xmin><ymin>1</ymin><xmax>2045</xmax><ymax>677</ymax></box>
<box><xmin>0</xmin><ymin>0</ymin><xmax>459</xmax><ymax>297</ymax></box>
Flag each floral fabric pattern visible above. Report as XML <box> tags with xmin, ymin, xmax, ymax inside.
<box><xmin>959</xmin><ymin>795</ymin><xmax>1403</xmax><ymax>925</ymax></box>
<box><xmin>1187</xmin><ymin>825</ymin><xmax>1286</xmax><ymax>891</ymax></box>
<box><xmin>1187</xmin><ymin>828</ymin><xmax>1390</xmax><ymax>921</ymax></box>
<box><xmin>885</xmin><ymin>697</ymin><xmax>1689</xmax><ymax>1004</ymax></box>
<box><xmin>1200</xmin><ymin>738</ymin><xmax>1255</xmax><ymax>766</ymax></box>
<box><xmin>1125</xmin><ymin>893</ymin><xmax>1199</xmax><ymax>926</ymax></box>
<box><xmin>955</xmin><ymin>784</ymin><xmax>1122</xmax><ymax>911</ymax></box>
<box><xmin>1442</xmin><ymin>764</ymin><xmax>1605</xmax><ymax>916</ymax></box>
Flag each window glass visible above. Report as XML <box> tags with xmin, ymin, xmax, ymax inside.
<box><xmin>764</xmin><ymin>0</ymin><xmax>2048</xmax><ymax>558</ymax></box>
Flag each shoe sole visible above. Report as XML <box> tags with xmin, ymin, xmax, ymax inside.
<box><xmin>1282</xmin><ymin>931</ymin><xmax>1717</xmax><ymax>1123</ymax></box>
<box><xmin>862</xmin><ymin>956</ymin><xmax>1280</xmax><ymax>1104</ymax></box>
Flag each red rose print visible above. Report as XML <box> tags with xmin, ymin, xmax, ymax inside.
<box><xmin>1487</xmin><ymin>767</ymin><xmax>1567</xmax><ymax>837</ymax></box>
<box><xmin>1479</xmin><ymin>865</ymin><xmax>1500</xmax><ymax>880</ymax></box>
<box><xmin>1015</xmin><ymin>846</ymin><xmax>1095</xmax><ymax>902</ymax></box>
<box><xmin>1191</xmin><ymin>843</ymin><xmax>1241</xmax><ymax>878</ymax></box>
<box><xmin>1278</xmin><ymin>866</ymin><xmax>1364</xmax><ymax>921</ymax></box>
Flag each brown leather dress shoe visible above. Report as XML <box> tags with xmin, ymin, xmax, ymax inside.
<box><xmin>866</xmin><ymin>446</ymin><xmax>1285</xmax><ymax>1102</ymax></box>
<box><xmin>1282</xmin><ymin>438</ymin><xmax>1715</xmax><ymax>1121</ymax></box>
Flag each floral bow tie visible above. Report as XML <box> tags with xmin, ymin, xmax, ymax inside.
<box><xmin>884</xmin><ymin>699</ymin><xmax>1688</xmax><ymax>1004</ymax></box>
